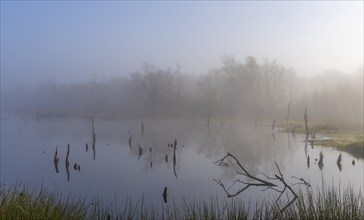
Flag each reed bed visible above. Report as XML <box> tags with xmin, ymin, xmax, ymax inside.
<box><xmin>1</xmin><ymin>184</ymin><xmax>363</xmax><ymax>219</ymax></box>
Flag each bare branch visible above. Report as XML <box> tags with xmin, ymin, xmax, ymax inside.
<box><xmin>291</xmin><ymin>176</ymin><xmax>311</xmax><ymax>188</ymax></box>
<box><xmin>262</xmin><ymin>173</ymin><xmax>278</xmax><ymax>180</ymax></box>
<box><xmin>214</xmin><ymin>153</ymin><xmax>306</xmax><ymax>219</ymax></box>
<box><xmin>274</xmin><ymin>161</ymin><xmax>283</xmax><ymax>178</ymax></box>
<box><xmin>216</xmin><ymin>153</ymin><xmax>277</xmax><ymax>189</ymax></box>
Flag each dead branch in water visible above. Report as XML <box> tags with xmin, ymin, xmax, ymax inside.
<box><xmin>213</xmin><ymin>153</ymin><xmax>276</xmax><ymax>198</ymax></box>
<box><xmin>173</xmin><ymin>142</ymin><xmax>177</xmax><ymax>179</ymax></box>
<box><xmin>304</xmin><ymin>108</ymin><xmax>309</xmax><ymax>141</ymax></box>
<box><xmin>65</xmin><ymin>144</ymin><xmax>70</xmax><ymax>181</ymax></box>
<box><xmin>138</xmin><ymin>144</ymin><xmax>143</xmax><ymax>160</ymax></box>
<box><xmin>272</xmin><ymin>119</ymin><xmax>276</xmax><ymax>131</ymax></box>
<box><xmin>128</xmin><ymin>135</ymin><xmax>132</xmax><ymax>150</ymax></box>
<box><xmin>54</xmin><ymin>146</ymin><xmax>59</xmax><ymax>163</ymax></box>
<box><xmin>53</xmin><ymin>146</ymin><xmax>59</xmax><ymax>173</ymax></box>
<box><xmin>91</xmin><ymin>117</ymin><xmax>96</xmax><ymax>160</ymax></box>
<box><xmin>207</xmin><ymin>112</ymin><xmax>211</xmax><ymax>128</ymax></box>
<box><xmin>271</xmin><ymin>162</ymin><xmax>298</xmax><ymax>219</ymax></box>
<box><xmin>213</xmin><ymin>153</ymin><xmax>308</xmax><ymax>219</ymax></box>
<box><xmin>141</xmin><ymin>121</ymin><xmax>144</xmax><ymax>136</ymax></box>
<box><xmin>318</xmin><ymin>151</ymin><xmax>324</xmax><ymax>170</ymax></box>
<box><xmin>286</xmin><ymin>101</ymin><xmax>291</xmax><ymax>124</ymax></box>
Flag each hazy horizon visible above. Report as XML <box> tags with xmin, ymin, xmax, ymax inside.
<box><xmin>1</xmin><ymin>1</ymin><xmax>363</xmax><ymax>91</ymax></box>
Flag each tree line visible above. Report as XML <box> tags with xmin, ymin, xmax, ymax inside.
<box><xmin>3</xmin><ymin>56</ymin><xmax>363</xmax><ymax>127</ymax></box>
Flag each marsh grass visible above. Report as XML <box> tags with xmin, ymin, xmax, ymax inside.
<box><xmin>0</xmin><ymin>183</ymin><xmax>90</xmax><ymax>219</ymax></box>
<box><xmin>314</xmin><ymin>132</ymin><xmax>363</xmax><ymax>158</ymax></box>
<box><xmin>275</xmin><ymin>186</ymin><xmax>363</xmax><ymax>220</ymax></box>
<box><xmin>279</xmin><ymin>120</ymin><xmax>364</xmax><ymax>158</ymax></box>
<box><xmin>1</xmin><ymin>184</ymin><xmax>363</xmax><ymax>219</ymax></box>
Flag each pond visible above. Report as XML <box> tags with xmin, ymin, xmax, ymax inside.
<box><xmin>1</xmin><ymin>114</ymin><xmax>363</xmax><ymax>211</ymax></box>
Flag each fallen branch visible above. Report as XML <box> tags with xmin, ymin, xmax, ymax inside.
<box><xmin>214</xmin><ymin>153</ymin><xmax>309</xmax><ymax>219</ymax></box>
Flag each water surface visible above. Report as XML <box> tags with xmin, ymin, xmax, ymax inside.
<box><xmin>1</xmin><ymin>114</ymin><xmax>363</xmax><ymax>210</ymax></box>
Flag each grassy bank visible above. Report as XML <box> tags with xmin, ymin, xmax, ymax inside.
<box><xmin>281</xmin><ymin>121</ymin><xmax>363</xmax><ymax>158</ymax></box>
<box><xmin>1</xmin><ymin>184</ymin><xmax>363</xmax><ymax>220</ymax></box>
<box><xmin>314</xmin><ymin>131</ymin><xmax>363</xmax><ymax>158</ymax></box>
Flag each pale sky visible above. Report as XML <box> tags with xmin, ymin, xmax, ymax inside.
<box><xmin>1</xmin><ymin>1</ymin><xmax>363</xmax><ymax>90</ymax></box>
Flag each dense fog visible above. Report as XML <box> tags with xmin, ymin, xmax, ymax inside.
<box><xmin>1</xmin><ymin>2</ymin><xmax>362</xmax><ymax>129</ymax></box>
<box><xmin>2</xmin><ymin>56</ymin><xmax>362</xmax><ymax>128</ymax></box>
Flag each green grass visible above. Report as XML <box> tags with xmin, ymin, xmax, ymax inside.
<box><xmin>0</xmin><ymin>184</ymin><xmax>100</xmax><ymax>220</ymax></box>
<box><xmin>276</xmin><ymin>186</ymin><xmax>363</xmax><ymax>220</ymax></box>
<box><xmin>1</xmin><ymin>184</ymin><xmax>363</xmax><ymax>220</ymax></box>
<box><xmin>279</xmin><ymin>120</ymin><xmax>350</xmax><ymax>134</ymax></box>
<box><xmin>314</xmin><ymin>131</ymin><xmax>363</xmax><ymax>158</ymax></box>
<box><xmin>280</xmin><ymin>120</ymin><xmax>364</xmax><ymax>158</ymax></box>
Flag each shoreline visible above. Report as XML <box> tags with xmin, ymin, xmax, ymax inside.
<box><xmin>280</xmin><ymin>121</ymin><xmax>363</xmax><ymax>158</ymax></box>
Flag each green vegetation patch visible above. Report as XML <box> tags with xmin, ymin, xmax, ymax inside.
<box><xmin>0</xmin><ymin>184</ymin><xmax>105</xmax><ymax>220</ymax></box>
<box><xmin>281</xmin><ymin>121</ymin><xmax>363</xmax><ymax>158</ymax></box>
<box><xmin>280</xmin><ymin>121</ymin><xmax>306</xmax><ymax>133</ymax></box>
<box><xmin>316</xmin><ymin>132</ymin><xmax>364</xmax><ymax>158</ymax></box>
<box><xmin>1</xmin><ymin>184</ymin><xmax>363</xmax><ymax>220</ymax></box>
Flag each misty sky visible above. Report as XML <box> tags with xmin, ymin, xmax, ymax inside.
<box><xmin>1</xmin><ymin>1</ymin><xmax>363</xmax><ymax>91</ymax></box>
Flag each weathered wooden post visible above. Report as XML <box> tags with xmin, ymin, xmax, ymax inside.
<box><xmin>286</xmin><ymin>101</ymin><xmax>291</xmax><ymax>124</ymax></box>
<box><xmin>272</xmin><ymin>119</ymin><xmax>276</xmax><ymax>131</ymax></box>
<box><xmin>304</xmin><ymin>107</ymin><xmax>309</xmax><ymax>141</ymax></box>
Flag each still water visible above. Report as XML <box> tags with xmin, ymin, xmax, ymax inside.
<box><xmin>1</xmin><ymin>114</ymin><xmax>363</xmax><ymax>210</ymax></box>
